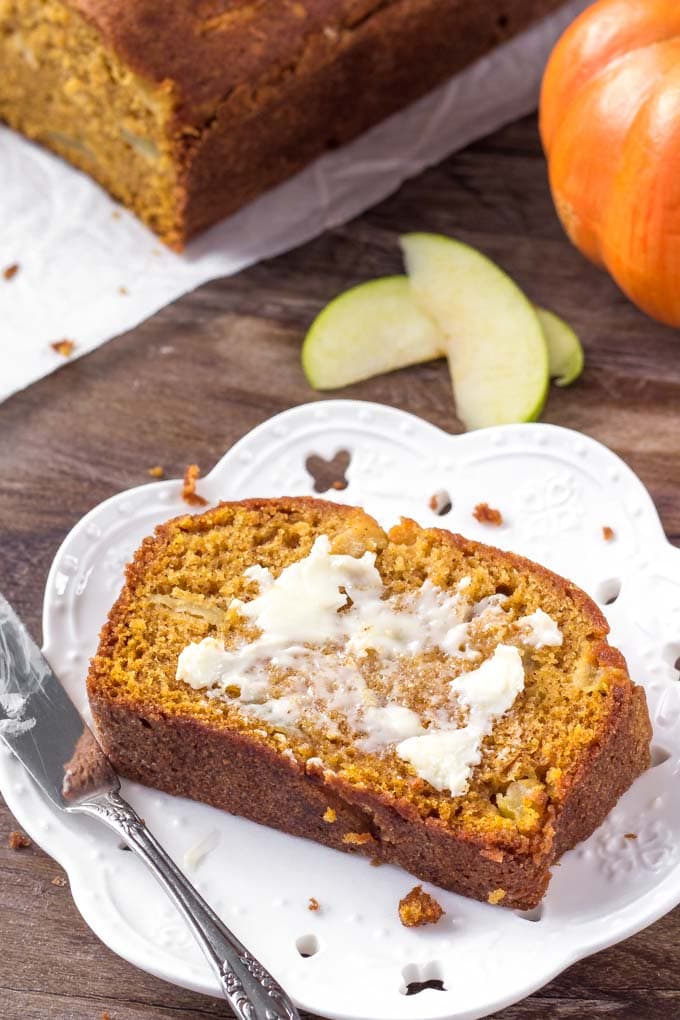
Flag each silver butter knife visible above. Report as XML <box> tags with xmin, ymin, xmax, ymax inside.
<box><xmin>0</xmin><ymin>592</ymin><xmax>299</xmax><ymax>1020</ymax></box>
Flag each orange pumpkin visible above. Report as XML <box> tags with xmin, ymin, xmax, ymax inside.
<box><xmin>540</xmin><ymin>0</ymin><xmax>680</xmax><ymax>327</ymax></box>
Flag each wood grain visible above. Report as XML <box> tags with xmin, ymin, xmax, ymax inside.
<box><xmin>1</xmin><ymin>114</ymin><xmax>679</xmax><ymax>1020</ymax></box>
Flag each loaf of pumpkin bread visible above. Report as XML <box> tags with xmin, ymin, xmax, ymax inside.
<box><xmin>87</xmin><ymin>497</ymin><xmax>651</xmax><ymax>909</ymax></box>
<box><xmin>1</xmin><ymin>0</ymin><xmax>564</xmax><ymax>248</ymax></box>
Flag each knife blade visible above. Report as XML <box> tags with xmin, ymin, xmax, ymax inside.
<box><xmin>0</xmin><ymin>591</ymin><xmax>299</xmax><ymax>1020</ymax></box>
<box><xmin>0</xmin><ymin>591</ymin><xmax>115</xmax><ymax>806</ymax></box>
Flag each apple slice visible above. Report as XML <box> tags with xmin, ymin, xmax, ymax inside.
<box><xmin>302</xmin><ymin>276</ymin><xmax>444</xmax><ymax>389</ymax></box>
<box><xmin>535</xmin><ymin>307</ymin><xmax>584</xmax><ymax>387</ymax></box>
<box><xmin>401</xmin><ymin>233</ymin><xmax>549</xmax><ymax>429</ymax></box>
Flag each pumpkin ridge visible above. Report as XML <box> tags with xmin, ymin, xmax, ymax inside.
<box><xmin>547</xmin><ymin>42</ymin><xmax>678</xmax><ymax>266</ymax></box>
<box><xmin>601</xmin><ymin>62</ymin><xmax>680</xmax><ymax>327</ymax></box>
<box><xmin>540</xmin><ymin>0</ymin><xmax>680</xmax><ymax>154</ymax></box>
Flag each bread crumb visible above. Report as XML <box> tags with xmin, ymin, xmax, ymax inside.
<box><xmin>323</xmin><ymin>807</ymin><xmax>337</xmax><ymax>823</ymax></box>
<box><xmin>50</xmin><ymin>339</ymin><xmax>76</xmax><ymax>357</ymax></box>
<box><xmin>182</xmin><ymin>464</ymin><xmax>209</xmax><ymax>507</ymax></box>
<box><xmin>398</xmin><ymin>885</ymin><xmax>444</xmax><ymax>927</ymax></box>
<box><xmin>602</xmin><ymin>526</ymin><xmax>615</xmax><ymax>542</ymax></box>
<box><xmin>8</xmin><ymin>830</ymin><xmax>31</xmax><ymax>850</ymax></box>
<box><xmin>51</xmin><ymin>875</ymin><xmax>67</xmax><ymax>887</ymax></box>
<box><xmin>480</xmin><ymin>847</ymin><xmax>505</xmax><ymax>863</ymax></box>
<box><xmin>111</xmin><ymin>209</ymin><xmax>121</xmax><ymax>219</ymax></box>
<box><xmin>370</xmin><ymin>858</ymin><xmax>383</xmax><ymax>867</ymax></box>
<box><xmin>342</xmin><ymin>831</ymin><xmax>374</xmax><ymax>846</ymax></box>
<box><xmin>308</xmin><ymin>897</ymin><xmax>319</xmax><ymax>911</ymax></box>
<box><xmin>624</xmin><ymin>832</ymin><xmax>637</xmax><ymax>840</ymax></box>
<box><xmin>487</xmin><ymin>888</ymin><xmax>506</xmax><ymax>905</ymax></box>
<box><xmin>148</xmin><ymin>465</ymin><xmax>165</xmax><ymax>479</ymax></box>
<box><xmin>3</xmin><ymin>263</ymin><xmax>19</xmax><ymax>281</ymax></box>
<box><xmin>473</xmin><ymin>502</ymin><xmax>503</xmax><ymax>526</ymax></box>
<box><xmin>429</xmin><ymin>489</ymin><xmax>452</xmax><ymax>516</ymax></box>
<box><xmin>118</xmin><ymin>286</ymin><xmax>129</xmax><ymax>296</ymax></box>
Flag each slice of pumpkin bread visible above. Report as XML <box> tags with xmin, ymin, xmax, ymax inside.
<box><xmin>87</xmin><ymin>497</ymin><xmax>651</xmax><ymax>909</ymax></box>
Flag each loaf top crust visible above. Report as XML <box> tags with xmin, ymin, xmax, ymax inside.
<box><xmin>66</xmin><ymin>0</ymin><xmax>409</xmax><ymax>120</ymax></box>
<box><xmin>88</xmin><ymin>496</ymin><xmax>651</xmax><ymax>862</ymax></box>
<box><xmin>64</xmin><ymin>0</ymin><xmax>562</xmax><ymax>124</ymax></box>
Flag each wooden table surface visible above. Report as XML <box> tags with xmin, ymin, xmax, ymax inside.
<box><xmin>2</xmin><ymin>114</ymin><xmax>680</xmax><ymax>1020</ymax></box>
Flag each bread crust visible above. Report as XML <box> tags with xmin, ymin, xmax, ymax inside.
<box><xmin>66</xmin><ymin>0</ymin><xmax>564</xmax><ymax>124</ymax></box>
<box><xmin>87</xmin><ymin>497</ymin><xmax>652</xmax><ymax>909</ymax></box>
<box><xmin>5</xmin><ymin>0</ymin><xmax>564</xmax><ymax>246</ymax></box>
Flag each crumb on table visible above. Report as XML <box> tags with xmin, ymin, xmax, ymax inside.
<box><xmin>308</xmin><ymin>897</ymin><xmax>320</xmax><ymax>912</ymax></box>
<box><xmin>148</xmin><ymin>465</ymin><xmax>165</xmax><ymax>479</ymax></box>
<box><xmin>182</xmin><ymin>464</ymin><xmax>209</xmax><ymax>507</ymax></box>
<box><xmin>118</xmin><ymin>285</ymin><xmax>129</xmax><ymax>296</ymax></box>
<box><xmin>602</xmin><ymin>526</ymin><xmax>615</xmax><ymax>541</ymax></box>
<box><xmin>3</xmin><ymin>263</ymin><xmax>19</xmax><ymax>280</ymax></box>
<box><xmin>322</xmin><ymin>807</ymin><xmax>336</xmax><ymax>823</ymax></box>
<box><xmin>50</xmin><ymin>339</ymin><xmax>76</xmax><ymax>358</ymax></box>
<box><xmin>342</xmin><ymin>831</ymin><xmax>374</xmax><ymax>846</ymax></box>
<box><xmin>398</xmin><ymin>885</ymin><xmax>444</xmax><ymax>928</ymax></box>
<box><xmin>473</xmin><ymin>502</ymin><xmax>503</xmax><ymax>526</ymax></box>
<box><xmin>8</xmin><ymin>830</ymin><xmax>31</xmax><ymax>850</ymax></box>
<box><xmin>487</xmin><ymin>888</ymin><xmax>506</xmax><ymax>905</ymax></box>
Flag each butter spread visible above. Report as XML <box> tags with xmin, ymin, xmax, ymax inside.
<box><xmin>517</xmin><ymin>608</ymin><xmax>563</xmax><ymax>649</ymax></box>
<box><xmin>176</xmin><ymin>536</ymin><xmax>477</xmax><ymax>700</ymax></box>
<box><xmin>175</xmin><ymin>535</ymin><xmax>559</xmax><ymax>788</ymax></box>
<box><xmin>396</xmin><ymin>644</ymin><xmax>525</xmax><ymax>794</ymax></box>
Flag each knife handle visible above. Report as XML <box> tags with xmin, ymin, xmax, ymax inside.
<box><xmin>70</xmin><ymin>788</ymin><xmax>299</xmax><ymax>1020</ymax></box>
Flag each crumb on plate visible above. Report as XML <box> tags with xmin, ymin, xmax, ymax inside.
<box><xmin>8</xmin><ymin>830</ymin><xmax>31</xmax><ymax>850</ymax></box>
<box><xmin>148</xmin><ymin>465</ymin><xmax>165</xmax><ymax>479</ymax></box>
<box><xmin>473</xmin><ymin>502</ymin><xmax>503</xmax><ymax>526</ymax></box>
<box><xmin>625</xmin><ymin>832</ymin><xmax>637</xmax><ymax>840</ymax></box>
<box><xmin>3</xmin><ymin>263</ymin><xmax>19</xmax><ymax>281</ymax></box>
<box><xmin>308</xmin><ymin>897</ymin><xmax>320</xmax><ymax>912</ymax></box>
<box><xmin>398</xmin><ymin>885</ymin><xmax>444</xmax><ymax>927</ymax></box>
<box><xmin>182</xmin><ymin>464</ymin><xmax>209</xmax><ymax>507</ymax></box>
<box><xmin>429</xmin><ymin>489</ymin><xmax>452</xmax><ymax>516</ymax></box>
<box><xmin>51</xmin><ymin>339</ymin><xmax>76</xmax><ymax>357</ymax></box>
<box><xmin>118</xmin><ymin>286</ymin><xmax>129</xmax><ymax>296</ymax></box>
<box><xmin>602</xmin><ymin>526</ymin><xmax>615</xmax><ymax>542</ymax></box>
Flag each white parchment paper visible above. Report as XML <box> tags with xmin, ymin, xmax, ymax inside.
<box><xmin>0</xmin><ymin>0</ymin><xmax>588</xmax><ymax>403</ymax></box>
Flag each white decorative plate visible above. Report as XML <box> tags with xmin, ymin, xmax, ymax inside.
<box><xmin>2</xmin><ymin>400</ymin><xmax>680</xmax><ymax>1020</ymax></box>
